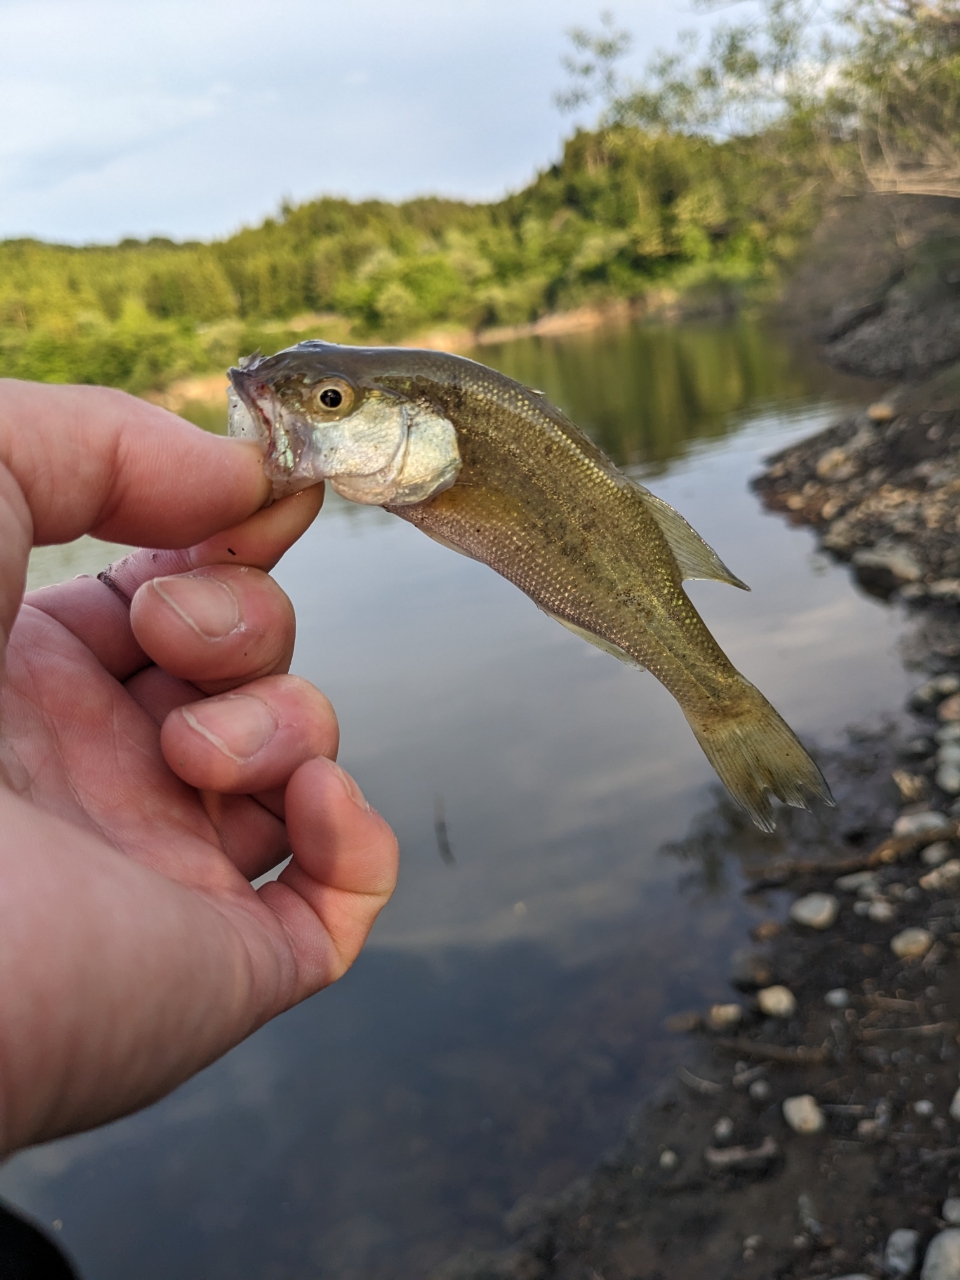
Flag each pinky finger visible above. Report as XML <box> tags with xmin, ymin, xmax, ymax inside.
<box><xmin>256</xmin><ymin>757</ymin><xmax>398</xmax><ymax>999</ymax></box>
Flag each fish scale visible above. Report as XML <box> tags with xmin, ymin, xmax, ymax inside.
<box><xmin>229</xmin><ymin>340</ymin><xmax>833</xmax><ymax>831</ymax></box>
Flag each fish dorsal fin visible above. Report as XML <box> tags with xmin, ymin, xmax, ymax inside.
<box><xmin>631</xmin><ymin>483</ymin><xmax>750</xmax><ymax>591</ymax></box>
<box><xmin>540</xmin><ymin>608</ymin><xmax>645</xmax><ymax>669</ymax></box>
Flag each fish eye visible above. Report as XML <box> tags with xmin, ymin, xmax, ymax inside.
<box><xmin>312</xmin><ymin>377</ymin><xmax>355</xmax><ymax>416</ymax></box>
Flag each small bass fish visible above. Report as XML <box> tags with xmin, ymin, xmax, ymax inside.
<box><xmin>228</xmin><ymin>341</ymin><xmax>832</xmax><ymax>831</ymax></box>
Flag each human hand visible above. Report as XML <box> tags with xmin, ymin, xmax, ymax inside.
<box><xmin>0</xmin><ymin>380</ymin><xmax>398</xmax><ymax>1154</ymax></box>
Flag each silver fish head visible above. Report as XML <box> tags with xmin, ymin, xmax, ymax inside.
<box><xmin>227</xmin><ymin>341</ymin><xmax>461</xmax><ymax>505</ymax></box>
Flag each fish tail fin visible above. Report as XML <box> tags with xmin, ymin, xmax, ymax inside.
<box><xmin>685</xmin><ymin>681</ymin><xmax>834</xmax><ymax>833</ymax></box>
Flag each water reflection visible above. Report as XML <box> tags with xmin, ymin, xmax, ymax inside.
<box><xmin>9</xmin><ymin>319</ymin><xmax>909</xmax><ymax>1279</ymax></box>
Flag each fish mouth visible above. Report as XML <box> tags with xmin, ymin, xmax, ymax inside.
<box><xmin>227</xmin><ymin>365</ymin><xmax>275</xmax><ymax>443</ymax></box>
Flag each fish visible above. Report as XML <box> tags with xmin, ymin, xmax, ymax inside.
<box><xmin>228</xmin><ymin>340</ymin><xmax>833</xmax><ymax>831</ymax></box>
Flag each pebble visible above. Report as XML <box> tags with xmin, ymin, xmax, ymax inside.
<box><xmin>920</xmin><ymin>860</ymin><xmax>960</xmax><ymax>891</ymax></box>
<box><xmin>912</xmin><ymin>674</ymin><xmax>960</xmax><ymax>708</ymax></box>
<box><xmin>707</xmin><ymin>1003</ymin><xmax>744</xmax><ymax>1031</ymax></box>
<box><xmin>916</xmin><ymin>1100</ymin><xmax>935</xmax><ymax>1117</ymax></box>
<box><xmin>921</xmin><ymin>1227</ymin><xmax>960</xmax><ymax>1279</ymax></box>
<box><xmin>939</xmin><ymin>724</ymin><xmax>960</xmax><ymax>744</ymax></box>
<box><xmin>891</xmin><ymin>927</ymin><xmax>934</xmax><ymax>959</ymax></box>
<box><xmin>904</xmin><ymin>735</ymin><xmax>937</xmax><ymax>759</ymax></box>
<box><xmin>885</xmin><ymin>1229</ymin><xmax>920</xmax><ymax>1278</ymax></box>
<box><xmin>825</xmin><ymin>988</ymin><xmax>850</xmax><ymax>1008</ymax></box>
<box><xmin>941</xmin><ymin>694</ymin><xmax>960</xmax><ymax>723</ymax></box>
<box><xmin>868</xmin><ymin>900</ymin><xmax>897</xmax><ymax>922</ymax></box>
<box><xmin>790</xmin><ymin>892</ymin><xmax>839</xmax><ymax>930</ymax></box>
<box><xmin>658</xmin><ymin>1149</ymin><xmax>678</xmax><ymax>1170</ymax></box>
<box><xmin>853</xmin><ymin>543</ymin><xmax>923</xmax><ymax>584</ymax></box>
<box><xmin>757</xmin><ymin>985</ymin><xmax>797</xmax><ymax>1018</ymax></box>
<box><xmin>950</xmin><ymin>1087</ymin><xmax>960</xmax><ymax>1122</ymax></box>
<box><xmin>942</xmin><ymin>1199</ymin><xmax>960</xmax><ymax>1225</ymax></box>
<box><xmin>749</xmin><ymin>1079</ymin><xmax>772</xmax><ymax>1102</ymax></box>
<box><xmin>816</xmin><ymin>446</ymin><xmax>856</xmax><ymax>481</ymax></box>
<box><xmin>939</xmin><ymin>744</ymin><xmax>960</xmax><ymax>767</ymax></box>
<box><xmin>893</xmin><ymin>811</ymin><xmax>948</xmax><ymax>838</ymax></box>
<box><xmin>712</xmin><ymin>1116</ymin><xmax>734</xmax><ymax>1144</ymax></box>
<box><xmin>782</xmin><ymin>1094</ymin><xmax>826</xmax><ymax>1134</ymax></box>
<box><xmin>835</xmin><ymin>870</ymin><xmax>878</xmax><ymax>892</ymax></box>
<box><xmin>868</xmin><ymin>401</ymin><xmax>895</xmax><ymax>422</ymax></box>
<box><xmin>923</xmin><ymin>841</ymin><xmax>954</xmax><ymax>867</ymax></box>
<box><xmin>939</xmin><ymin>765</ymin><xmax>960</xmax><ymax>795</ymax></box>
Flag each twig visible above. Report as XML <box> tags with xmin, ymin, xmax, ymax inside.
<box><xmin>677</xmin><ymin>1065</ymin><xmax>724</xmax><ymax>1096</ymax></box>
<box><xmin>714</xmin><ymin>1038</ymin><xmax>830</xmax><ymax>1065</ymax></box>
<box><xmin>858</xmin><ymin>1022</ymin><xmax>954</xmax><ymax>1041</ymax></box>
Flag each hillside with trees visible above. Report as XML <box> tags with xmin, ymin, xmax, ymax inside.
<box><xmin>3</xmin><ymin>0</ymin><xmax>958</xmax><ymax>394</ymax></box>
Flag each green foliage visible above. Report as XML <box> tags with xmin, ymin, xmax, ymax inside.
<box><xmin>0</xmin><ymin>121</ymin><xmax>824</xmax><ymax>391</ymax></box>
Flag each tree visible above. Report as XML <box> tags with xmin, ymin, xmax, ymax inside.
<box><xmin>559</xmin><ymin>1</ymin><xmax>960</xmax><ymax>199</ymax></box>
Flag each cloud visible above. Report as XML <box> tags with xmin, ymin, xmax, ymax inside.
<box><xmin>0</xmin><ymin>0</ymin><xmax>704</xmax><ymax>242</ymax></box>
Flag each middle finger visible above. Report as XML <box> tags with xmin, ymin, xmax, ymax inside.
<box><xmin>129</xmin><ymin>564</ymin><xmax>295</xmax><ymax>694</ymax></box>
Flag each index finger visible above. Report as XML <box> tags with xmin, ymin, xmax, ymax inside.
<box><xmin>0</xmin><ymin>381</ymin><xmax>270</xmax><ymax>549</ymax></box>
<box><xmin>0</xmin><ymin>380</ymin><xmax>270</xmax><ymax>661</ymax></box>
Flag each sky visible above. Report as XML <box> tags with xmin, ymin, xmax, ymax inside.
<box><xmin>0</xmin><ymin>0</ymin><xmax>719</xmax><ymax>245</ymax></box>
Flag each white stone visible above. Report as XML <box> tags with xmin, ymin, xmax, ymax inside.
<box><xmin>853</xmin><ymin>542</ymin><xmax>922</xmax><ymax>583</ymax></box>
<box><xmin>757</xmin><ymin>985</ymin><xmax>797</xmax><ymax>1018</ymax></box>
<box><xmin>658</xmin><ymin>1148</ymin><xmax>678</xmax><ymax>1170</ymax></box>
<box><xmin>916</xmin><ymin>1100</ymin><xmax>935</xmax><ymax>1117</ymax></box>
<box><xmin>920</xmin><ymin>860</ymin><xmax>960</xmax><ymax>891</ymax></box>
<box><xmin>886</xmin><ymin>1228</ymin><xmax>920</xmax><ymax>1277</ymax></box>
<box><xmin>939</xmin><ymin>724</ymin><xmax>960</xmax><ymax>744</ymax></box>
<box><xmin>835</xmin><ymin>870</ymin><xmax>878</xmax><ymax>891</ymax></box>
<box><xmin>825</xmin><ymin>988</ymin><xmax>850</xmax><ymax>1007</ymax></box>
<box><xmin>707</xmin><ymin>1003</ymin><xmax>744</xmax><ymax>1031</ymax></box>
<box><xmin>891</xmin><ymin>927</ymin><xmax>934</xmax><ymax>959</ymax></box>
<box><xmin>923</xmin><ymin>841</ymin><xmax>954</xmax><ymax>867</ymax></box>
<box><xmin>939</xmin><ymin>744</ymin><xmax>960</xmax><ymax>767</ymax></box>
<box><xmin>950</xmin><ymin>1087</ymin><xmax>960</xmax><ymax>1122</ymax></box>
<box><xmin>893</xmin><ymin>811</ymin><xmax>948</xmax><ymax>838</ymax></box>
<box><xmin>942</xmin><ymin>1199</ymin><xmax>960</xmax><ymax>1225</ymax></box>
<box><xmin>713</xmin><ymin>1116</ymin><xmax>734</xmax><ymax>1143</ymax></box>
<box><xmin>749</xmin><ymin>1079</ymin><xmax>771</xmax><ymax>1102</ymax></box>
<box><xmin>782</xmin><ymin>1094</ymin><xmax>825</xmax><ymax>1134</ymax></box>
<box><xmin>790</xmin><ymin>893</ymin><xmax>839</xmax><ymax>930</ymax></box>
<box><xmin>938</xmin><ymin>765</ymin><xmax>960</xmax><ymax>796</ymax></box>
<box><xmin>922</xmin><ymin>1227</ymin><xmax>960</xmax><ymax>1279</ymax></box>
<box><xmin>868</xmin><ymin>900</ymin><xmax>897</xmax><ymax>922</ymax></box>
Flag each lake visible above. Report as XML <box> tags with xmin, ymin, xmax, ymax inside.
<box><xmin>6</xmin><ymin>318</ymin><xmax>912</xmax><ymax>1279</ymax></box>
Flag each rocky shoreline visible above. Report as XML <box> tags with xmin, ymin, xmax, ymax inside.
<box><xmin>435</xmin><ymin>371</ymin><xmax>960</xmax><ymax>1280</ymax></box>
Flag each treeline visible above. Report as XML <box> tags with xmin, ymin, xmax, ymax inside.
<box><xmin>0</xmin><ymin>124</ymin><xmax>823</xmax><ymax>392</ymax></box>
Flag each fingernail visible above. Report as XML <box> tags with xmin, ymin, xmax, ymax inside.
<box><xmin>153</xmin><ymin>575</ymin><xmax>240</xmax><ymax>639</ymax></box>
<box><xmin>182</xmin><ymin>696</ymin><xmax>278</xmax><ymax>761</ymax></box>
<box><xmin>329</xmin><ymin>760</ymin><xmax>371</xmax><ymax>811</ymax></box>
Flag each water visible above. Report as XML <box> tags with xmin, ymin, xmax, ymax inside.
<box><xmin>7</xmin><ymin>319</ymin><xmax>911</xmax><ymax>1278</ymax></box>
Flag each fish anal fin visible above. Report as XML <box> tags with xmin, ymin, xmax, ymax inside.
<box><xmin>542</xmin><ymin>609</ymin><xmax>645</xmax><ymax>669</ymax></box>
<box><xmin>633</xmin><ymin>484</ymin><xmax>750</xmax><ymax>591</ymax></box>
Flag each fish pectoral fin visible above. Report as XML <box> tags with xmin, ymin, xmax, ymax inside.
<box><xmin>632</xmin><ymin>483</ymin><xmax>750</xmax><ymax>591</ymax></box>
<box><xmin>541</xmin><ymin>608</ymin><xmax>645</xmax><ymax>669</ymax></box>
